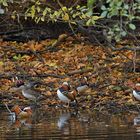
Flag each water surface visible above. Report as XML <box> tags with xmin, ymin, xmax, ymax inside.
<box><xmin>0</xmin><ymin>109</ymin><xmax>140</xmax><ymax>140</ymax></box>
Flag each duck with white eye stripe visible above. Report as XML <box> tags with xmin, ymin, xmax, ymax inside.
<box><xmin>11</xmin><ymin>105</ymin><xmax>32</xmax><ymax>119</ymax></box>
<box><xmin>57</xmin><ymin>82</ymin><xmax>78</xmax><ymax>108</ymax></box>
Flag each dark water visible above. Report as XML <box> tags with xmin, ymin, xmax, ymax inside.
<box><xmin>0</xmin><ymin>108</ymin><xmax>140</xmax><ymax>140</ymax></box>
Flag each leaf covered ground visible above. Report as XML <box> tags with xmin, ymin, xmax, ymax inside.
<box><xmin>0</xmin><ymin>35</ymin><xmax>140</xmax><ymax>114</ymax></box>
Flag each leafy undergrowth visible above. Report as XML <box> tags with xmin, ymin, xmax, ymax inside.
<box><xmin>0</xmin><ymin>35</ymin><xmax>140</xmax><ymax>114</ymax></box>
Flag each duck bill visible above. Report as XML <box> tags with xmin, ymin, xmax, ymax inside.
<box><xmin>11</xmin><ymin>87</ymin><xmax>21</xmax><ymax>92</ymax></box>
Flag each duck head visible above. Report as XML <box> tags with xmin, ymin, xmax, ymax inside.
<box><xmin>135</xmin><ymin>83</ymin><xmax>140</xmax><ymax>92</ymax></box>
<box><xmin>23</xmin><ymin>107</ymin><xmax>32</xmax><ymax>115</ymax></box>
<box><xmin>61</xmin><ymin>82</ymin><xmax>71</xmax><ymax>91</ymax></box>
<box><xmin>12</xmin><ymin>77</ymin><xmax>25</xmax><ymax>90</ymax></box>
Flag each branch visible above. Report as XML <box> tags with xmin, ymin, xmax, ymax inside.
<box><xmin>108</xmin><ymin>45</ymin><xmax>140</xmax><ymax>51</ymax></box>
<box><xmin>67</xmin><ymin>68</ymin><xmax>93</xmax><ymax>76</ymax></box>
<box><xmin>77</xmin><ymin>21</ymin><xmax>140</xmax><ymax>51</ymax></box>
<box><xmin>0</xmin><ymin>73</ymin><xmax>65</xmax><ymax>79</ymax></box>
<box><xmin>0</xmin><ymin>68</ymin><xmax>94</xmax><ymax>80</ymax></box>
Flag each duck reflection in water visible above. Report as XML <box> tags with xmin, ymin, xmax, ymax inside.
<box><xmin>5</xmin><ymin>104</ymin><xmax>33</xmax><ymax>129</ymax></box>
<box><xmin>12</xmin><ymin>118</ymin><xmax>32</xmax><ymax>130</ymax></box>
<box><xmin>57</xmin><ymin>111</ymin><xmax>78</xmax><ymax>130</ymax></box>
<box><xmin>134</xmin><ymin>115</ymin><xmax>140</xmax><ymax>126</ymax></box>
<box><xmin>133</xmin><ymin>114</ymin><xmax>140</xmax><ymax>135</ymax></box>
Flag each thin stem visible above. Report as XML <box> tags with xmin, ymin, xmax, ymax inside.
<box><xmin>4</xmin><ymin>103</ymin><xmax>12</xmax><ymax>114</ymax></box>
<box><xmin>133</xmin><ymin>47</ymin><xmax>136</xmax><ymax>73</ymax></box>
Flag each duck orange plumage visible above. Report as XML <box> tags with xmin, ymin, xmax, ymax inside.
<box><xmin>57</xmin><ymin>82</ymin><xmax>78</xmax><ymax>107</ymax></box>
<box><xmin>11</xmin><ymin>105</ymin><xmax>32</xmax><ymax>119</ymax></box>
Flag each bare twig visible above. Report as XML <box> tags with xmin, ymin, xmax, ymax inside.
<box><xmin>0</xmin><ymin>73</ymin><xmax>65</xmax><ymax>79</ymax></box>
<box><xmin>0</xmin><ymin>68</ymin><xmax>94</xmax><ymax>80</ymax></box>
<box><xmin>4</xmin><ymin>103</ymin><xmax>12</xmax><ymax>114</ymax></box>
<box><xmin>133</xmin><ymin>46</ymin><xmax>137</xmax><ymax>73</ymax></box>
<box><xmin>108</xmin><ymin>45</ymin><xmax>140</xmax><ymax>51</ymax></box>
<box><xmin>67</xmin><ymin>69</ymin><xmax>93</xmax><ymax>76</ymax></box>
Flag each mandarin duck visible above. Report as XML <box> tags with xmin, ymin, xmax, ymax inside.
<box><xmin>11</xmin><ymin>105</ymin><xmax>32</xmax><ymax>119</ymax></box>
<box><xmin>76</xmin><ymin>77</ymin><xmax>89</xmax><ymax>93</ymax></box>
<box><xmin>57</xmin><ymin>82</ymin><xmax>77</xmax><ymax>107</ymax></box>
<box><xmin>12</xmin><ymin>78</ymin><xmax>45</xmax><ymax>103</ymax></box>
<box><xmin>133</xmin><ymin>83</ymin><xmax>140</xmax><ymax>101</ymax></box>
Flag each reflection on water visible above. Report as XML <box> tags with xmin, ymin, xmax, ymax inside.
<box><xmin>57</xmin><ymin>112</ymin><xmax>71</xmax><ymax>129</ymax></box>
<box><xmin>0</xmin><ymin>108</ymin><xmax>140</xmax><ymax>140</ymax></box>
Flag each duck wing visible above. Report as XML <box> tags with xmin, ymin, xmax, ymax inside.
<box><xmin>62</xmin><ymin>90</ymin><xmax>77</xmax><ymax>101</ymax></box>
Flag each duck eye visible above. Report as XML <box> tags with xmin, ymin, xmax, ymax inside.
<box><xmin>16</xmin><ymin>80</ymin><xmax>24</xmax><ymax>87</ymax></box>
<box><xmin>68</xmin><ymin>86</ymin><xmax>70</xmax><ymax>90</ymax></box>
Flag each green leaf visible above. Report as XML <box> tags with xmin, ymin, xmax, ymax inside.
<box><xmin>101</xmin><ymin>5</ymin><xmax>106</xmax><ymax>10</ymax></box>
<box><xmin>106</xmin><ymin>0</ymin><xmax>111</xmax><ymax>3</ymax></box>
<box><xmin>92</xmin><ymin>16</ymin><xmax>101</xmax><ymax>21</ymax></box>
<box><xmin>117</xmin><ymin>1</ymin><xmax>122</xmax><ymax>7</ymax></box>
<box><xmin>13</xmin><ymin>54</ymin><xmax>21</xmax><ymax>61</ymax></box>
<box><xmin>112</xmin><ymin>86</ymin><xmax>122</xmax><ymax>91</ymax></box>
<box><xmin>124</xmin><ymin>4</ymin><xmax>129</xmax><ymax>9</ymax></box>
<box><xmin>86</xmin><ymin>19</ymin><xmax>92</xmax><ymax>26</ymax></box>
<box><xmin>115</xmin><ymin>27</ymin><xmax>120</xmax><ymax>31</ymax></box>
<box><xmin>81</xmin><ymin>14</ymin><xmax>86</xmax><ymax>19</ymax></box>
<box><xmin>129</xmin><ymin>23</ymin><xmax>136</xmax><ymax>30</ymax></box>
<box><xmin>101</xmin><ymin>11</ymin><xmax>107</xmax><ymax>18</ymax></box>
<box><xmin>62</xmin><ymin>7</ymin><xmax>67</xmax><ymax>12</ymax></box>
<box><xmin>31</xmin><ymin>5</ymin><xmax>36</xmax><ymax>19</ymax></box>
<box><xmin>121</xmin><ymin>31</ymin><xmax>127</xmax><ymax>36</ymax></box>
<box><xmin>3</xmin><ymin>0</ymin><xmax>8</xmax><ymax>6</ymax></box>
<box><xmin>86</xmin><ymin>11</ymin><xmax>93</xmax><ymax>16</ymax></box>
<box><xmin>87</xmin><ymin>0</ymin><xmax>96</xmax><ymax>16</ymax></box>
<box><xmin>36</xmin><ymin>17</ymin><xmax>41</xmax><ymax>23</ymax></box>
<box><xmin>37</xmin><ymin>6</ymin><xmax>40</xmax><ymax>13</ymax></box>
<box><xmin>41</xmin><ymin>16</ymin><xmax>45</xmax><ymax>21</ymax></box>
<box><xmin>43</xmin><ymin>8</ymin><xmax>47</xmax><ymax>16</ymax></box>
<box><xmin>76</xmin><ymin>5</ymin><xmax>80</xmax><ymax>9</ymax></box>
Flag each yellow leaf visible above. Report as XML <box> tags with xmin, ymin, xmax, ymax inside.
<box><xmin>11</xmin><ymin>15</ymin><xmax>16</xmax><ymax>20</ymax></box>
<box><xmin>63</xmin><ymin>13</ymin><xmax>69</xmax><ymax>21</ymax></box>
<box><xmin>0</xmin><ymin>61</ymin><xmax>3</xmax><ymax>65</ymax></box>
<box><xmin>0</xmin><ymin>61</ymin><xmax>4</xmax><ymax>72</ymax></box>
<box><xmin>62</xmin><ymin>7</ymin><xmax>67</xmax><ymax>12</ymax></box>
<box><xmin>46</xmin><ymin>61</ymin><xmax>58</xmax><ymax>68</ymax></box>
<box><xmin>92</xmin><ymin>16</ymin><xmax>101</xmax><ymax>20</ymax></box>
